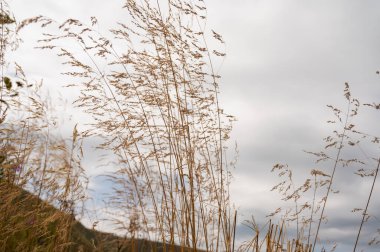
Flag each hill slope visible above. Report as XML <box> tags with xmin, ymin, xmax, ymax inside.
<box><xmin>0</xmin><ymin>182</ymin><xmax>196</xmax><ymax>252</ymax></box>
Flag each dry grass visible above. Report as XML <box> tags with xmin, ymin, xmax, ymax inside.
<box><xmin>0</xmin><ymin>1</ymin><xmax>88</xmax><ymax>250</ymax></box>
<box><xmin>1</xmin><ymin>0</ymin><xmax>380</xmax><ymax>251</ymax></box>
<box><xmin>5</xmin><ymin>0</ymin><xmax>237</xmax><ymax>251</ymax></box>
<box><xmin>264</xmin><ymin>83</ymin><xmax>380</xmax><ymax>252</ymax></box>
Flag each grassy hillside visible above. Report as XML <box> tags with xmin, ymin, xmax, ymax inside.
<box><xmin>0</xmin><ymin>182</ymin><xmax>196</xmax><ymax>252</ymax></box>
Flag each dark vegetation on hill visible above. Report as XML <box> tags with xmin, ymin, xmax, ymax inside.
<box><xmin>0</xmin><ymin>182</ymin><xmax>199</xmax><ymax>252</ymax></box>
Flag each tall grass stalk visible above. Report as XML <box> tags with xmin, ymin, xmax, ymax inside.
<box><xmin>353</xmin><ymin>158</ymin><xmax>380</xmax><ymax>251</ymax></box>
<box><xmin>311</xmin><ymin>100</ymin><xmax>351</xmax><ymax>252</ymax></box>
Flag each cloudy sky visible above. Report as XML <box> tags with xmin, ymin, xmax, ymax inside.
<box><xmin>7</xmin><ymin>0</ymin><xmax>380</xmax><ymax>251</ymax></box>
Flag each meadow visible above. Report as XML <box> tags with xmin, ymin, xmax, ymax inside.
<box><xmin>0</xmin><ymin>0</ymin><xmax>379</xmax><ymax>251</ymax></box>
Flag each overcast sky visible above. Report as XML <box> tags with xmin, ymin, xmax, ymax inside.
<box><xmin>8</xmin><ymin>0</ymin><xmax>380</xmax><ymax>251</ymax></box>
